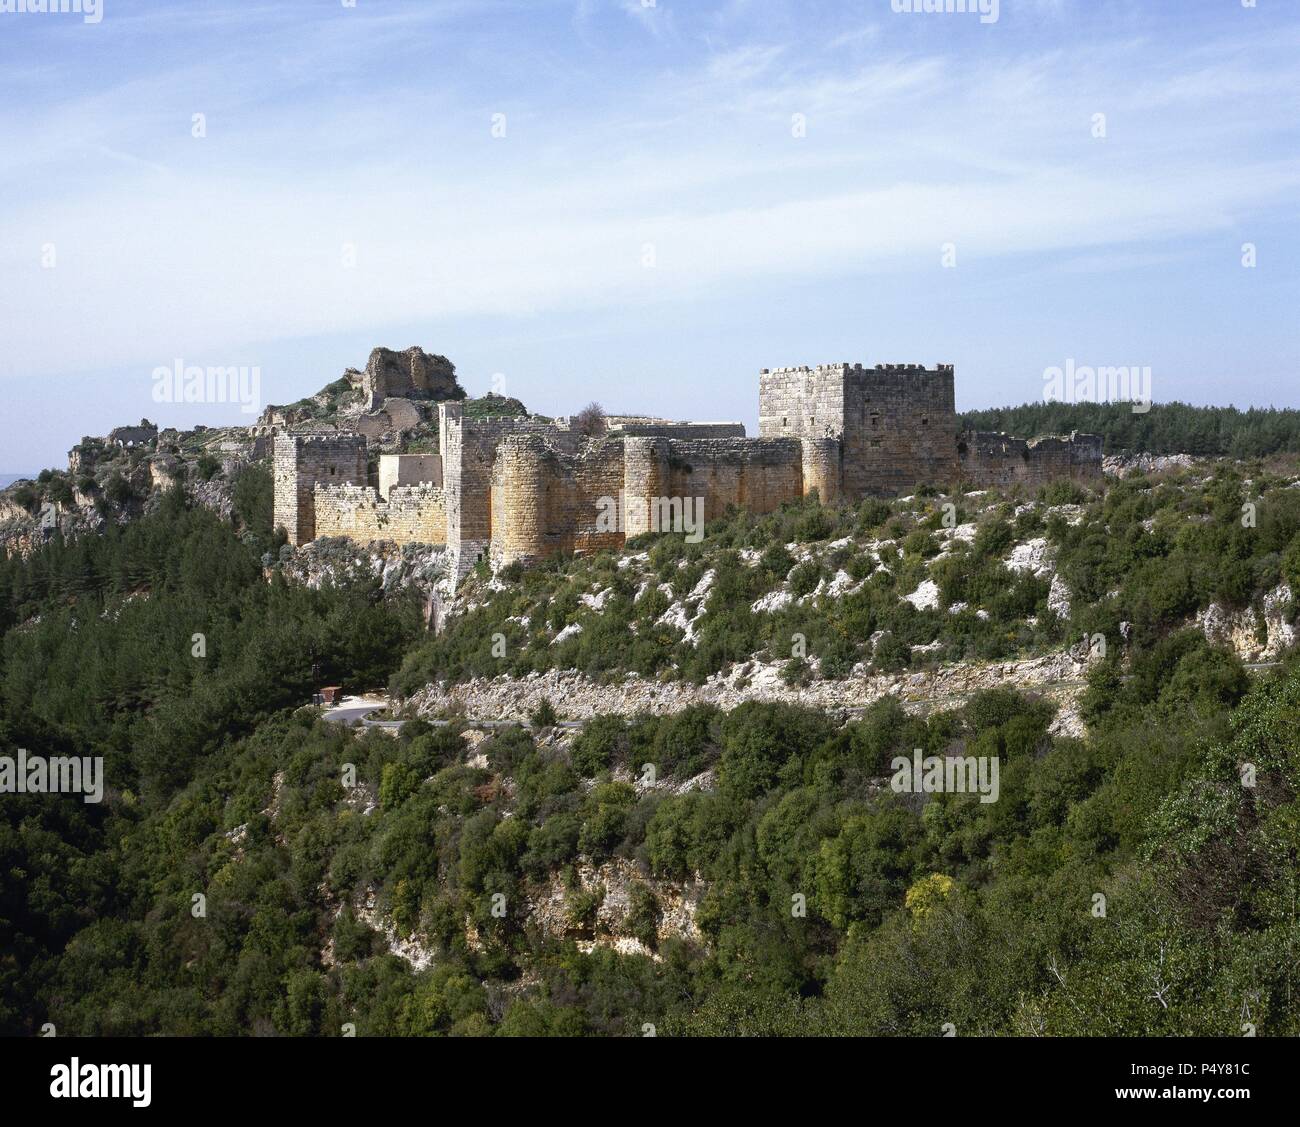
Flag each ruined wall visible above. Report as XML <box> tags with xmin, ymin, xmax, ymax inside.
<box><xmin>108</xmin><ymin>422</ymin><xmax>159</xmax><ymax>448</ymax></box>
<box><xmin>959</xmin><ymin>431</ymin><xmax>1104</xmax><ymax>489</ymax></box>
<box><xmin>362</xmin><ymin>346</ymin><xmax>462</xmax><ymax>410</ymax></box>
<box><xmin>379</xmin><ymin>453</ymin><xmax>442</xmax><ymax>499</ymax></box>
<box><xmin>313</xmin><ymin>482</ymin><xmax>447</xmax><ymax>545</ymax></box>
<box><xmin>273</xmin><ymin>433</ymin><xmax>368</xmax><ymax>546</ymax></box>
<box><xmin>356</xmin><ymin>398</ymin><xmax>423</xmax><ymax>440</ymax></box>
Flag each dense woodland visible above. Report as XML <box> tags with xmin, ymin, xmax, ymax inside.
<box><xmin>2</xmin><ymin>452</ymin><xmax>1299</xmax><ymax>1036</ymax></box>
<box><xmin>960</xmin><ymin>400</ymin><xmax>1300</xmax><ymax>456</ymax></box>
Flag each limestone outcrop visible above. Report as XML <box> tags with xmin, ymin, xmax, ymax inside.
<box><xmin>361</xmin><ymin>346</ymin><xmax>463</xmax><ymax>410</ymax></box>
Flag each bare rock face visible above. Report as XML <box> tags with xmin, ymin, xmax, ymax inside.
<box><xmin>1195</xmin><ymin>584</ymin><xmax>1295</xmax><ymax>662</ymax></box>
<box><xmin>1103</xmin><ymin>452</ymin><xmax>1196</xmax><ymax>479</ymax></box>
<box><xmin>362</xmin><ymin>346</ymin><xmax>464</xmax><ymax>410</ymax></box>
<box><xmin>408</xmin><ymin>649</ymin><xmax>1095</xmax><ymax>726</ymax></box>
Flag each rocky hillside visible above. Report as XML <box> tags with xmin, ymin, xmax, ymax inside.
<box><xmin>0</xmin><ymin>421</ymin><xmax>265</xmax><ymax>558</ymax></box>
<box><xmin>0</xmin><ymin>344</ymin><xmax>528</xmax><ymax>559</ymax></box>
<box><xmin>256</xmin><ymin>345</ymin><xmax>526</xmax><ymax>454</ymax></box>
<box><xmin>393</xmin><ymin>455</ymin><xmax>1300</xmax><ymax>721</ymax></box>
<box><xmin>6</xmin><ymin>436</ymin><xmax>1300</xmax><ymax>1038</ymax></box>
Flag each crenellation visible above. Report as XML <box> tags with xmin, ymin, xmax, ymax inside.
<box><xmin>313</xmin><ymin>481</ymin><xmax>447</xmax><ymax>545</ymax></box>
<box><xmin>273</xmin><ymin>432</ymin><xmax>368</xmax><ymax>546</ymax></box>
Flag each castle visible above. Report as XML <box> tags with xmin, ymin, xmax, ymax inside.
<box><xmin>273</xmin><ymin>361</ymin><xmax>1103</xmax><ymax>585</ymax></box>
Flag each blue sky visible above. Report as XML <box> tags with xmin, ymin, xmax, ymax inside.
<box><xmin>1</xmin><ymin>0</ymin><xmax>1297</xmax><ymax>471</ymax></box>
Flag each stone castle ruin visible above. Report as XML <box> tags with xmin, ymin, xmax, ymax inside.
<box><xmin>273</xmin><ymin>360</ymin><xmax>1102</xmax><ymax>585</ymax></box>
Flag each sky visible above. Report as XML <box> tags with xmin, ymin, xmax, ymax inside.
<box><xmin>1</xmin><ymin>0</ymin><xmax>1297</xmax><ymax>472</ymax></box>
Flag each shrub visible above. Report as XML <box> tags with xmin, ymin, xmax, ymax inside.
<box><xmin>530</xmin><ymin>698</ymin><xmax>559</xmax><ymax>728</ymax></box>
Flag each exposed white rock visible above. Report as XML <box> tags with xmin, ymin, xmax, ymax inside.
<box><xmin>1196</xmin><ymin>583</ymin><xmax>1295</xmax><ymax>662</ymax></box>
<box><xmin>1104</xmin><ymin>453</ymin><xmax>1195</xmax><ymax>479</ymax></box>
<box><xmin>1044</xmin><ymin>504</ymin><xmax>1086</xmax><ymax>526</ymax></box>
<box><xmin>526</xmin><ymin>858</ymin><xmax>704</xmax><ymax>961</ymax></box>
<box><xmin>1004</xmin><ymin>538</ymin><xmax>1055</xmax><ymax>578</ymax></box>
<box><xmin>410</xmin><ymin>650</ymin><xmax>1097</xmax><ymax>727</ymax></box>
<box><xmin>580</xmin><ymin>587</ymin><xmax>613</xmax><ymax>611</ymax></box>
<box><xmin>687</xmin><ymin>569</ymin><xmax>716</xmax><ymax>602</ymax></box>
<box><xmin>825</xmin><ymin>569</ymin><xmax>859</xmax><ymax>598</ymax></box>
<box><xmin>551</xmin><ymin>622</ymin><xmax>584</xmax><ymax>645</ymax></box>
<box><xmin>904</xmin><ymin>579</ymin><xmax>941</xmax><ymax>611</ymax></box>
<box><xmin>939</xmin><ymin>522</ymin><xmax>978</xmax><ymax>544</ymax></box>
<box><xmin>657</xmin><ymin>600</ymin><xmax>705</xmax><ymax>643</ymax></box>
<box><xmin>1047</xmin><ymin>573</ymin><xmax>1072</xmax><ymax>620</ymax></box>
<box><xmin>752</xmin><ymin>589</ymin><xmax>794</xmax><ymax>614</ymax></box>
<box><xmin>354</xmin><ymin>886</ymin><xmax>438</xmax><ymax>972</ymax></box>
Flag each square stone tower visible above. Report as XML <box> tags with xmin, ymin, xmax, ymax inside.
<box><xmin>273</xmin><ymin>433</ymin><xmax>368</xmax><ymax>546</ymax></box>
<box><xmin>759</xmin><ymin>363</ymin><xmax>959</xmax><ymax>498</ymax></box>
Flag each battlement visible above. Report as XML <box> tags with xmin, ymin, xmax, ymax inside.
<box><xmin>760</xmin><ymin>362</ymin><xmax>953</xmax><ymax>375</ymax></box>
<box><xmin>273</xmin><ymin>432</ymin><xmax>368</xmax><ymax>545</ymax></box>
<box><xmin>313</xmin><ymin>481</ymin><xmax>447</xmax><ymax>546</ymax></box>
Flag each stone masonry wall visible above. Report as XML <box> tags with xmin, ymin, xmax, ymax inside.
<box><xmin>274</xmin><ymin>362</ymin><xmax>1103</xmax><ymax>584</ymax></box>
<box><xmin>490</xmin><ymin>434</ymin><xmax>626</xmax><ymax>568</ymax></box>
<box><xmin>379</xmin><ymin>453</ymin><xmax>442</xmax><ymax>498</ymax></box>
<box><xmin>439</xmin><ymin>403</ymin><xmax>587</xmax><ymax>581</ymax></box>
<box><xmin>663</xmin><ymin>437</ymin><xmax>805</xmax><ymax>522</ymax></box>
<box><xmin>313</xmin><ymin>482</ymin><xmax>447</xmax><ymax>545</ymax></box>
<box><xmin>612</xmin><ymin>421</ymin><xmax>746</xmax><ymax>440</ymax></box>
<box><xmin>759</xmin><ymin>363</ymin><xmax>961</xmax><ymax>497</ymax></box>
<box><xmin>841</xmin><ymin>365</ymin><xmax>960</xmax><ymax>497</ymax></box>
<box><xmin>273</xmin><ymin>433</ymin><xmax>368</xmax><ymax>546</ymax></box>
<box><xmin>758</xmin><ymin>365</ymin><xmax>847</xmax><ymax>441</ymax></box>
<box><xmin>959</xmin><ymin>431</ymin><xmax>1104</xmax><ymax>489</ymax></box>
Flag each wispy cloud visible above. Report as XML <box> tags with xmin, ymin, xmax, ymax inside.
<box><xmin>0</xmin><ymin>0</ymin><xmax>1297</xmax><ymax>451</ymax></box>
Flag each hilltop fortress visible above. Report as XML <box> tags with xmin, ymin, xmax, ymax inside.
<box><xmin>273</xmin><ymin>359</ymin><xmax>1102</xmax><ymax>585</ymax></box>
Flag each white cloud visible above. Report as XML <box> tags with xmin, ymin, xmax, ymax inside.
<box><xmin>0</xmin><ymin>7</ymin><xmax>1297</xmax><ymax>382</ymax></box>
